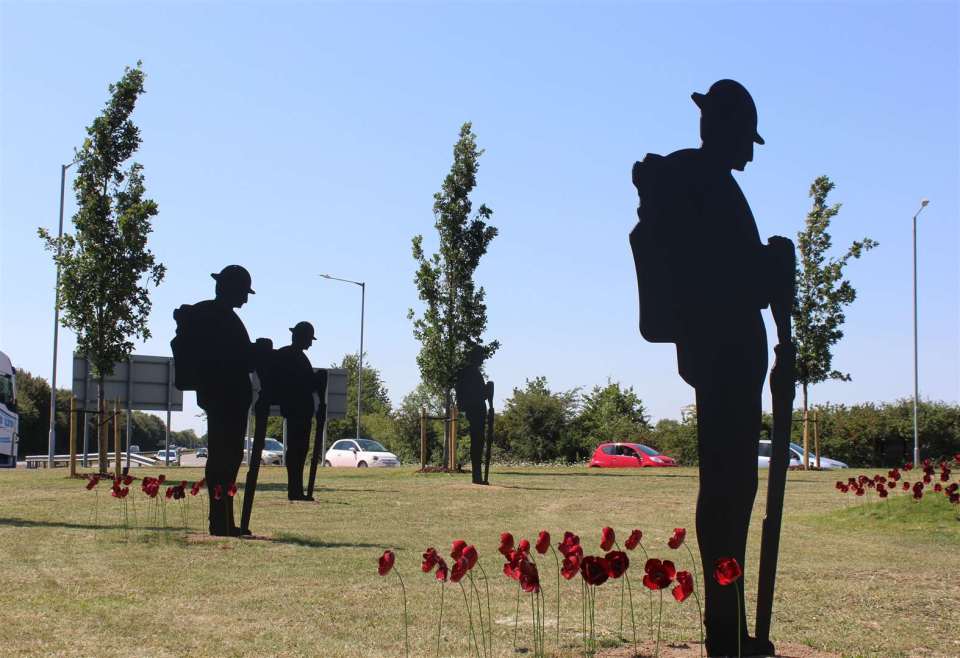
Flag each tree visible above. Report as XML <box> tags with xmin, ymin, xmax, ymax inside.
<box><xmin>577</xmin><ymin>381</ymin><xmax>650</xmax><ymax>448</ymax></box>
<box><xmin>39</xmin><ymin>62</ymin><xmax>164</xmax><ymax>472</ymax></box>
<box><xmin>393</xmin><ymin>382</ymin><xmax>446</xmax><ymax>464</ymax></box>
<box><xmin>496</xmin><ymin>377</ymin><xmax>581</xmax><ymax>462</ymax></box>
<box><xmin>793</xmin><ymin>176</ymin><xmax>877</xmax><ymax>467</ymax></box>
<box><xmin>7</xmin><ymin>371</ymin><xmax>72</xmax><ymax>457</ymax></box>
<box><xmin>408</xmin><ymin>122</ymin><xmax>499</xmax><ymax>440</ymax></box>
<box><xmin>326</xmin><ymin>353</ymin><xmax>392</xmax><ymax>440</ymax></box>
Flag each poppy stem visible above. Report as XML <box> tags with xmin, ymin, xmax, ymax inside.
<box><xmin>460</xmin><ymin>582</ymin><xmax>480</xmax><ymax>658</ymax></box>
<box><xmin>395</xmin><ymin>570</ymin><xmax>409</xmax><ymax>658</ymax></box>
<box><xmin>436</xmin><ymin>582</ymin><xmax>444</xmax><ymax>658</ymax></box>
<box><xmin>655</xmin><ymin>589</ymin><xmax>663</xmax><ymax>658</ymax></box>
<box><xmin>468</xmin><ymin>574</ymin><xmax>486</xmax><ymax>658</ymax></box>
<box><xmin>684</xmin><ymin>543</ymin><xmax>700</xmax><ymax>599</ymax></box>
<box><xmin>550</xmin><ymin>546</ymin><xmax>560</xmax><ymax>647</ymax></box>
<box><xmin>530</xmin><ymin>591</ymin><xmax>537</xmax><ymax>657</ymax></box>
<box><xmin>513</xmin><ymin>583</ymin><xmax>521</xmax><ymax>651</ymax></box>
<box><xmin>477</xmin><ymin>563</ymin><xmax>492</xmax><ymax>657</ymax></box>
<box><xmin>692</xmin><ymin>587</ymin><xmax>705</xmax><ymax>658</ymax></box>
<box><xmin>624</xmin><ymin>569</ymin><xmax>637</xmax><ymax>656</ymax></box>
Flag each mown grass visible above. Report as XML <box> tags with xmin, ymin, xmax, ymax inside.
<box><xmin>1</xmin><ymin>465</ymin><xmax>957</xmax><ymax>657</ymax></box>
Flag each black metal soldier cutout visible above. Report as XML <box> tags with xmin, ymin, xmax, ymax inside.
<box><xmin>172</xmin><ymin>265</ymin><xmax>267</xmax><ymax>536</ymax></box>
<box><xmin>275</xmin><ymin>321</ymin><xmax>317</xmax><ymax>501</ymax></box>
<box><xmin>454</xmin><ymin>346</ymin><xmax>492</xmax><ymax>485</ymax></box>
<box><xmin>631</xmin><ymin>80</ymin><xmax>796</xmax><ymax>657</ymax></box>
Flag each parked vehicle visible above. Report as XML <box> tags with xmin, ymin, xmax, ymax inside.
<box><xmin>323</xmin><ymin>438</ymin><xmax>399</xmax><ymax>468</ymax></box>
<box><xmin>0</xmin><ymin>351</ymin><xmax>17</xmax><ymax>468</ymax></box>
<box><xmin>260</xmin><ymin>438</ymin><xmax>284</xmax><ymax>465</ymax></box>
<box><xmin>757</xmin><ymin>439</ymin><xmax>848</xmax><ymax>469</ymax></box>
<box><xmin>196</xmin><ymin>447</ymin><xmax>208</xmax><ymax>458</ymax></box>
<box><xmin>129</xmin><ymin>445</ymin><xmax>141</xmax><ymax>454</ymax></box>
<box><xmin>589</xmin><ymin>442</ymin><xmax>677</xmax><ymax>468</ymax></box>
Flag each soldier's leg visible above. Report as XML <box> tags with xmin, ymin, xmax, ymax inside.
<box><xmin>286</xmin><ymin>416</ymin><xmax>310</xmax><ymax>499</ymax></box>
<box><xmin>205</xmin><ymin>408</ymin><xmax>230</xmax><ymax>536</ymax></box>
<box><xmin>223</xmin><ymin>407</ymin><xmax>247</xmax><ymax>533</ymax></box>
<box><xmin>696</xmin><ymin>348</ymin><xmax>767</xmax><ymax>655</ymax></box>
<box><xmin>468</xmin><ymin>412</ymin><xmax>485</xmax><ymax>484</ymax></box>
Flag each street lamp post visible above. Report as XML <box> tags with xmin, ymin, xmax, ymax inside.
<box><xmin>48</xmin><ymin>159</ymin><xmax>79</xmax><ymax>468</ymax></box>
<box><xmin>320</xmin><ymin>274</ymin><xmax>366</xmax><ymax>440</ymax></box>
<box><xmin>912</xmin><ymin>198</ymin><xmax>929</xmax><ymax>467</ymax></box>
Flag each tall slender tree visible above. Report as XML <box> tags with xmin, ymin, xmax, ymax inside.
<box><xmin>408</xmin><ymin>122</ymin><xmax>499</xmax><ymax>454</ymax></box>
<box><xmin>39</xmin><ymin>62</ymin><xmax>164</xmax><ymax>472</ymax></box>
<box><xmin>793</xmin><ymin>175</ymin><xmax>876</xmax><ymax>467</ymax></box>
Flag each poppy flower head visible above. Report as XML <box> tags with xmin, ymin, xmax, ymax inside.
<box><xmin>878</xmin><ymin>487</ymin><xmax>889</xmax><ymax>498</ymax></box>
<box><xmin>624</xmin><ymin>529</ymin><xmax>643</xmax><ymax>551</ymax></box>
<box><xmin>190</xmin><ymin>481</ymin><xmax>202</xmax><ymax>496</ymax></box>
<box><xmin>713</xmin><ymin>557</ymin><xmax>742</xmax><ymax>586</ymax></box>
<box><xmin>463</xmin><ymin>545</ymin><xmax>478</xmax><ymax>571</ymax></box>
<box><xmin>643</xmin><ymin>558</ymin><xmax>676</xmax><ymax>590</ymax></box>
<box><xmin>498</xmin><ymin>532</ymin><xmax>514</xmax><ymax>557</ymax></box>
<box><xmin>672</xmin><ymin>570</ymin><xmax>694</xmax><ymax>603</ymax></box>
<box><xmin>667</xmin><ymin>528</ymin><xmax>686</xmax><ymax>549</ymax></box>
<box><xmin>450</xmin><ymin>539</ymin><xmax>467</xmax><ymax>560</ymax></box>
<box><xmin>933</xmin><ymin>483</ymin><xmax>942</xmax><ymax>493</ymax></box>
<box><xmin>213</xmin><ymin>484</ymin><xmax>223</xmax><ymax>501</ymax></box>
<box><xmin>902</xmin><ymin>482</ymin><xmax>910</xmax><ymax>491</ymax></box>
<box><xmin>923</xmin><ymin>474</ymin><xmax>932</xmax><ymax>484</ymax></box>
<box><xmin>903</xmin><ymin>462</ymin><xmax>913</xmax><ymax>471</ymax></box>
<box><xmin>600</xmin><ymin>527</ymin><xmax>616</xmax><ymax>551</ymax></box>
<box><xmin>421</xmin><ymin>547</ymin><xmax>439</xmax><ymax>573</ymax></box>
<box><xmin>158</xmin><ymin>474</ymin><xmax>166</xmax><ymax>483</ymax></box>
<box><xmin>940</xmin><ymin>471</ymin><xmax>950</xmax><ymax>482</ymax></box>
<box><xmin>950</xmin><ymin>493</ymin><xmax>959</xmax><ymax>505</ymax></box>
<box><xmin>855</xmin><ymin>487</ymin><xmax>865</xmax><ymax>496</ymax></box>
<box><xmin>580</xmin><ymin>555</ymin><xmax>610</xmax><ymax>586</ymax></box>
<box><xmin>165</xmin><ymin>486</ymin><xmax>174</xmax><ymax>499</ymax></box>
<box><xmin>519</xmin><ymin>559</ymin><xmax>540</xmax><ymax>593</ymax></box>
<box><xmin>518</xmin><ymin>538</ymin><xmax>531</xmax><ymax>555</ymax></box>
<box><xmin>535</xmin><ymin>531</ymin><xmax>551</xmax><ymax>555</ymax></box>
<box><xmin>450</xmin><ymin>557</ymin><xmax>469</xmax><ymax>583</ymax></box>
<box><xmin>435</xmin><ymin>558</ymin><xmax>449</xmax><ymax>582</ymax></box>
<box><xmin>604</xmin><ymin>551</ymin><xmax>629</xmax><ymax>579</ymax></box>
<box><xmin>558</xmin><ymin>532</ymin><xmax>582</xmax><ymax>558</ymax></box>
<box><xmin>122</xmin><ymin>475</ymin><xmax>134</xmax><ymax>486</ymax></box>
<box><xmin>378</xmin><ymin>550</ymin><xmax>396</xmax><ymax>576</ymax></box>
<box><xmin>85</xmin><ymin>475</ymin><xmax>100</xmax><ymax>490</ymax></box>
<box><xmin>561</xmin><ymin>553</ymin><xmax>581</xmax><ymax>580</ymax></box>
<box><xmin>227</xmin><ymin>483</ymin><xmax>238</xmax><ymax>498</ymax></box>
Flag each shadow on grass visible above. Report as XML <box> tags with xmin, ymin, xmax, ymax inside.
<box><xmin>270</xmin><ymin>532</ymin><xmax>392</xmax><ymax>550</ymax></box>
<box><xmin>246</xmin><ymin>483</ymin><xmax>397</xmax><ymax>494</ymax></box>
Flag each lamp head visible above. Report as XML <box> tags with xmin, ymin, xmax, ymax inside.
<box><xmin>920</xmin><ymin>199</ymin><xmax>929</xmax><ymax>207</ymax></box>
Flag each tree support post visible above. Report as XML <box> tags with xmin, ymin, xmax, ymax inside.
<box><xmin>420</xmin><ymin>407</ymin><xmax>427</xmax><ymax>469</ymax></box>
<box><xmin>813</xmin><ymin>409</ymin><xmax>820</xmax><ymax>469</ymax></box>
<box><xmin>114</xmin><ymin>400</ymin><xmax>121</xmax><ymax>479</ymax></box>
<box><xmin>449</xmin><ymin>405</ymin><xmax>459</xmax><ymax>471</ymax></box>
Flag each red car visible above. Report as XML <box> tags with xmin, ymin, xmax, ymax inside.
<box><xmin>589</xmin><ymin>442</ymin><xmax>678</xmax><ymax>468</ymax></box>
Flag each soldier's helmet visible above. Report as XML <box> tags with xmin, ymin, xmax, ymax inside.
<box><xmin>211</xmin><ymin>265</ymin><xmax>256</xmax><ymax>294</ymax></box>
<box><xmin>290</xmin><ymin>321</ymin><xmax>317</xmax><ymax>343</ymax></box>
<box><xmin>692</xmin><ymin>79</ymin><xmax>764</xmax><ymax>145</ymax></box>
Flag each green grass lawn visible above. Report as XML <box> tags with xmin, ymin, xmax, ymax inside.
<box><xmin>1</xmin><ymin>465</ymin><xmax>957</xmax><ymax>657</ymax></box>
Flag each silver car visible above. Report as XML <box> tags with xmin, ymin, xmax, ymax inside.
<box><xmin>758</xmin><ymin>440</ymin><xmax>848</xmax><ymax>469</ymax></box>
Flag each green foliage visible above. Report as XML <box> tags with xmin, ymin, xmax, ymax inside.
<box><xmin>325</xmin><ymin>353</ymin><xmax>392</xmax><ymax>440</ymax></box>
<box><xmin>408</xmin><ymin>122</ymin><xmax>499</xmax><ymax>402</ymax></box>
<box><xmin>392</xmin><ymin>382</ymin><xmax>445</xmax><ymax>464</ymax></box>
<box><xmin>576</xmin><ymin>380</ymin><xmax>650</xmax><ymax>446</ymax></box>
<box><xmin>8</xmin><ymin>370</ymin><xmax>72</xmax><ymax>457</ymax></box>
<box><xmin>496</xmin><ymin>377</ymin><xmax>581</xmax><ymax>462</ymax></box>
<box><xmin>793</xmin><ymin>176</ymin><xmax>877</xmax><ymax>410</ymax></box>
<box><xmin>646</xmin><ymin>406</ymin><xmax>699</xmax><ymax>466</ymax></box>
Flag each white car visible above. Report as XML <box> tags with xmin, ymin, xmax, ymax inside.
<box><xmin>323</xmin><ymin>438</ymin><xmax>399</xmax><ymax>468</ymax></box>
<box><xmin>155</xmin><ymin>448</ymin><xmax>180</xmax><ymax>464</ymax></box>
<box><xmin>758</xmin><ymin>440</ymin><xmax>848</xmax><ymax>469</ymax></box>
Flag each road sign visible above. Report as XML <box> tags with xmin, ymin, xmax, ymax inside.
<box><xmin>72</xmin><ymin>354</ymin><xmax>183</xmax><ymax>412</ymax></box>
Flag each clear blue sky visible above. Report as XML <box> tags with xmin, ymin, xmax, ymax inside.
<box><xmin>2</xmin><ymin>1</ymin><xmax>957</xmax><ymax>435</ymax></box>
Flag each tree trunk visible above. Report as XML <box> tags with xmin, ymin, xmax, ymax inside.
<box><xmin>801</xmin><ymin>383</ymin><xmax>809</xmax><ymax>470</ymax></box>
<box><xmin>97</xmin><ymin>378</ymin><xmax>108</xmax><ymax>474</ymax></box>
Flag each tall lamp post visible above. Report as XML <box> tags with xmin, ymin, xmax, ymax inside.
<box><xmin>912</xmin><ymin>198</ymin><xmax>929</xmax><ymax>466</ymax></box>
<box><xmin>320</xmin><ymin>274</ymin><xmax>366</xmax><ymax>440</ymax></box>
<box><xmin>48</xmin><ymin>159</ymin><xmax>80</xmax><ymax>467</ymax></box>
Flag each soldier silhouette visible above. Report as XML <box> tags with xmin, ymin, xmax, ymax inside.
<box><xmin>274</xmin><ymin>321</ymin><xmax>318</xmax><ymax>501</ymax></box>
<box><xmin>173</xmin><ymin>265</ymin><xmax>265</xmax><ymax>536</ymax></box>
<box><xmin>631</xmin><ymin>80</ymin><xmax>794</xmax><ymax>657</ymax></box>
<box><xmin>454</xmin><ymin>346</ymin><xmax>490</xmax><ymax>485</ymax></box>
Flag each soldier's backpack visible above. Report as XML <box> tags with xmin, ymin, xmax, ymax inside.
<box><xmin>630</xmin><ymin>153</ymin><xmax>681</xmax><ymax>344</ymax></box>
<box><xmin>170</xmin><ymin>304</ymin><xmax>205</xmax><ymax>391</ymax></box>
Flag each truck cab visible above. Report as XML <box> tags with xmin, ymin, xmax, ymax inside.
<box><xmin>0</xmin><ymin>351</ymin><xmax>18</xmax><ymax>468</ymax></box>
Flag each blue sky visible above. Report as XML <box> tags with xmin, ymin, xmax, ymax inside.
<box><xmin>2</xmin><ymin>1</ymin><xmax>957</xmax><ymax>434</ymax></box>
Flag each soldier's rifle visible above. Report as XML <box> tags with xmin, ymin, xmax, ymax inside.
<box><xmin>307</xmin><ymin>369</ymin><xmax>329</xmax><ymax>499</ymax></box>
<box><xmin>755</xmin><ymin>238</ymin><xmax>797</xmax><ymax>643</ymax></box>
<box><xmin>240</xmin><ymin>339</ymin><xmax>274</xmax><ymax>534</ymax></box>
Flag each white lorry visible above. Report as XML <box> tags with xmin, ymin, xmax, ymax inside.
<box><xmin>0</xmin><ymin>351</ymin><xmax>18</xmax><ymax>468</ymax></box>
